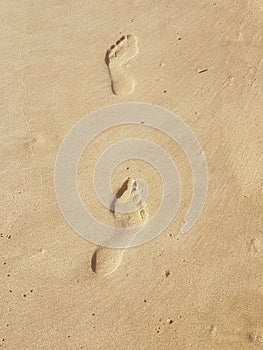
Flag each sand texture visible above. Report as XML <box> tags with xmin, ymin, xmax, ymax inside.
<box><xmin>1</xmin><ymin>0</ymin><xmax>263</xmax><ymax>349</ymax></box>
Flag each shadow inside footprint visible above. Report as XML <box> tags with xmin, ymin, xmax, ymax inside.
<box><xmin>91</xmin><ymin>249</ymin><xmax>97</xmax><ymax>273</ymax></box>
<box><xmin>104</xmin><ymin>49</ymin><xmax>110</xmax><ymax>66</ymax></box>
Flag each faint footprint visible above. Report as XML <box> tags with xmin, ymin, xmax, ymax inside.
<box><xmin>247</xmin><ymin>237</ymin><xmax>262</xmax><ymax>256</ymax></box>
<box><xmin>105</xmin><ymin>34</ymin><xmax>138</xmax><ymax>96</ymax></box>
<box><xmin>91</xmin><ymin>177</ymin><xmax>148</xmax><ymax>276</ymax></box>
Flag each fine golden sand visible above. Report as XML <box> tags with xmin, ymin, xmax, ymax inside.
<box><xmin>1</xmin><ymin>1</ymin><xmax>262</xmax><ymax>349</ymax></box>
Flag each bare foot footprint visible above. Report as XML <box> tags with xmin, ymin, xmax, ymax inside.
<box><xmin>113</xmin><ymin>177</ymin><xmax>148</xmax><ymax>227</ymax></box>
<box><xmin>91</xmin><ymin>178</ymin><xmax>148</xmax><ymax>276</ymax></box>
<box><xmin>105</xmin><ymin>34</ymin><xmax>138</xmax><ymax>96</ymax></box>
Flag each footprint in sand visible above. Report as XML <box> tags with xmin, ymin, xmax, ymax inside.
<box><xmin>105</xmin><ymin>34</ymin><xmax>138</xmax><ymax>96</ymax></box>
<box><xmin>91</xmin><ymin>177</ymin><xmax>148</xmax><ymax>276</ymax></box>
<box><xmin>91</xmin><ymin>246</ymin><xmax>124</xmax><ymax>276</ymax></box>
<box><xmin>112</xmin><ymin>177</ymin><xmax>148</xmax><ymax>227</ymax></box>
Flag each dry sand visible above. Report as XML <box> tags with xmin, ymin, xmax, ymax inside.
<box><xmin>1</xmin><ymin>0</ymin><xmax>263</xmax><ymax>349</ymax></box>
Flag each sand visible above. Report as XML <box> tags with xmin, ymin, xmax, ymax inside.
<box><xmin>1</xmin><ymin>0</ymin><xmax>263</xmax><ymax>349</ymax></box>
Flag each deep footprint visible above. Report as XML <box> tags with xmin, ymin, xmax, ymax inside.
<box><xmin>105</xmin><ymin>34</ymin><xmax>138</xmax><ymax>96</ymax></box>
<box><xmin>91</xmin><ymin>178</ymin><xmax>148</xmax><ymax>276</ymax></box>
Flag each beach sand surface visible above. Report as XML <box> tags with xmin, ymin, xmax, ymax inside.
<box><xmin>1</xmin><ymin>1</ymin><xmax>262</xmax><ymax>349</ymax></box>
